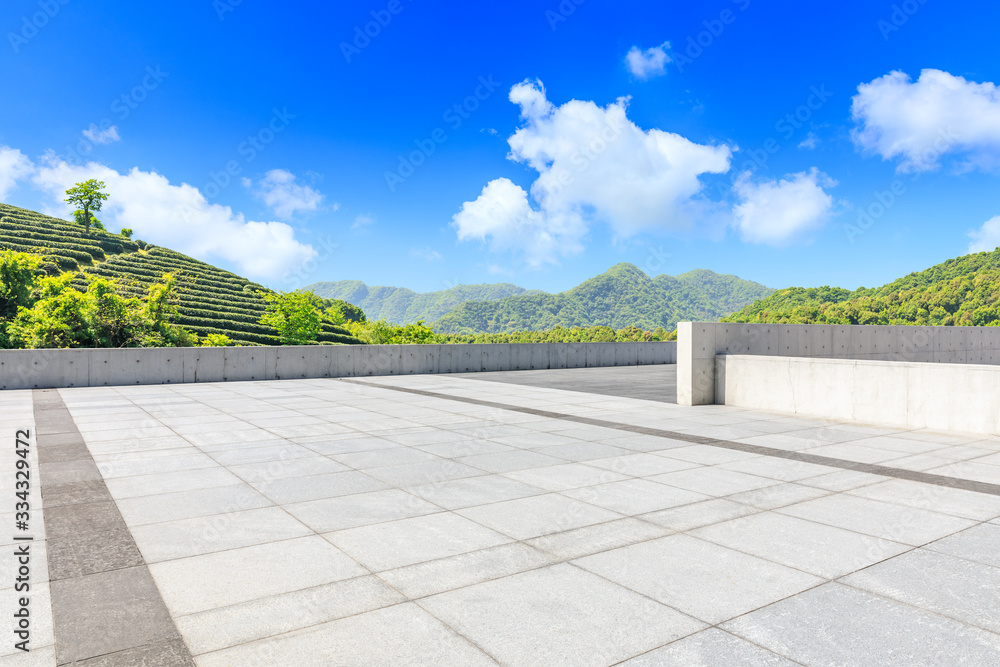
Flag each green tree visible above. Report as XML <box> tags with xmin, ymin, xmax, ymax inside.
<box><xmin>260</xmin><ymin>291</ymin><xmax>322</xmax><ymax>345</ymax></box>
<box><xmin>120</xmin><ymin>228</ymin><xmax>133</xmax><ymax>239</ymax></box>
<box><xmin>65</xmin><ymin>180</ymin><xmax>109</xmax><ymax>234</ymax></box>
<box><xmin>200</xmin><ymin>333</ymin><xmax>232</xmax><ymax>347</ymax></box>
<box><xmin>0</xmin><ymin>250</ymin><xmax>44</xmax><ymax>347</ymax></box>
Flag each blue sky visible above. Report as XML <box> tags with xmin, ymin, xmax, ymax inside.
<box><xmin>2</xmin><ymin>0</ymin><xmax>999</xmax><ymax>294</ymax></box>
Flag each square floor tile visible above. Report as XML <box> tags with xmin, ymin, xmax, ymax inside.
<box><xmin>651</xmin><ymin>467</ymin><xmax>780</xmax><ymax>496</ymax></box>
<box><xmin>843</xmin><ymin>548</ymin><xmax>1000</xmax><ymax>633</ymax></box>
<box><xmin>404</xmin><ymin>474</ymin><xmax>545</xmax><ymax>509</ymax></box>
<box><xmin>380</xmin><ymin>542</ymin><xmax>554</xmax><ymax>600</ymax></box>
<box><xmin>285</xmin><ymin>489</ymin><xmax>442</xmax><ymax>533</ymax></box>
<box><xmin>574</xmin><ymin>534</ymin><xmax>822</xmax><ymax>624</ymax></box>
<box><xmin>324</xmin><ymin>513</ymin><xmax>511</xmax><ymax>571</ymax></box>
<box><xmin>195</xmin><ymin>602</ymin><xmax>495</xmax><ymax>667</ymax></box>
<box><xmin>503</xmin><ymin>462</ymin><xmax>630</xmax><ymax>492</ymax></box>
<box><xmin>620</xmin><ymin>628</ymin><xmax>798</xmax><ymax>666</ymax></box>
<box><xmin>131</xmin><ymin>506</ymin><xmax>312</xmax><ymax>562</ymax></box>
<box><xmin>691</xmin><ymin>511</ymin><xmax>911</xmax><ymax>578</ymax></box>
<box><xmin>150</xmin><ymin>536</ymin><xmax>368</xmax><ymax>616</ymax></box>
<box><xmin>457</xmin><ymin>493</ymin><xmax>622</xmax><ymax>540</ymax></box>
<box><xmin>420</xmin><ymin>563</ymin><xmax>705</xmax><ymax>667</ymax></box>
<box><xmin>563</xmin><ymin>479</ymin><xmax>710</xmax><ymax>515</ymax></box>
<box><xmin>923</xmin><ymin>522</ymin><xmax>1000</xmax><ymax>568</ymax></box>
<box><xmin>776</xmin><ymin>493</ymin><xmax>976</xmax><ymax>546</ymax></box>
<box><xmin>723</xmin><ymin>583</ymin><xmax>1000</xmax><ymax>666</ymax></box>
<box><xmin>252</xmin><ymin>470</ymin><xmax>389</xmax><ymax>505</ymax></box>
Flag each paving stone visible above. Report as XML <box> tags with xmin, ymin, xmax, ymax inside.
<box><xmin>194</xmin><ymin>603</ymin><xmax>495</xmax><ymax>667</ymax></box>
<box><xmin>620</xmin><ymin>628</ymin><xmax>798</xmax><ymax>666</ymax></box>
<box><xmin>50</xmin><ymin>566</ymin><xmax>180</xmax><ymax>664</ymax></box>
<box><xmin>574</xmin><ymin>534</ymin><xmax>823</xmax><ymax>624</ymax></box>
<box><xmin>723</xmin><ymin>583</ymin><xmax>1000</xmax><ymax>666</ymax></box>
<box><xmin>420</xmin><ymin>563</ymin><xmax>705</xmax><ymax>667</ymax></box>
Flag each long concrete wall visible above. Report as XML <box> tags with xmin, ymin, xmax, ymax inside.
<box><xmin>0</xmin><ymin>342</ymin><xmax>677</xmax><ymax>391</ymax></box>
<box><xmin>717</xmin><ymin>354</ymin><xmax>1000</xmax><ymax>436</ymax></box>
<box><xmin>678</xmin><ymin>322</ymin><xmax>1000</xmax><ymax>405</ymax></box>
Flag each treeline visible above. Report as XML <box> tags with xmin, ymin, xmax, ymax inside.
<box><xmin>725</xmin><ymin>248</ymin><xmax>1000</xmax><ymax>326</ymax></box>
<box><xmin>343</xmin><ymin>319</ymin><xmax>676</xmax><ymax>345</ymax></box>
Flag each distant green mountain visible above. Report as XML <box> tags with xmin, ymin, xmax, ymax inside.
<box><xmin>303</xmin><ymin>280</ymin><xmax>529</xmax><ymax>324</ymax></box>
<box><xmin>430</xmin><ymin>263</ymin><xmax>774</xmax><ymax>334</ymax></box>
<box><xmin>724</xmin><ymin>247</ymin><xmax>1000</xmax><ymax>326</ymax></box>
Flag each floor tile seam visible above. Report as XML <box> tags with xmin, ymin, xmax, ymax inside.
<box><xmin>839</xmin><ymin>486</ymin><xmax>1000</xmax><ymax>524</ymax></box>
<box><xmin>33</xmin><ymin>389</ymin><xmax>196</xmax><ymax>666</ymax></box>
<box><xmin>340</xmin><ymin>379</ymin><xmax>1000</xmax><ymax>498</ymax></box>
<box><xmin>831</xmin><ymin>578</ymin><xmax>1000</xmax><ymax>637</ymax></box>
<box><xmin>605</xmin><ymin>626</ymin><xmax>811</xmax><ymax>667</ymax></box>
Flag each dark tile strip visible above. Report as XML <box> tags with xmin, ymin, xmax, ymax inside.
<box><xmin>33</xmin><ymin>389</ymin><xmax>195</xmax><ymax>666</ymax></box>
<box><xmin>342</xmin><ymin>378</ymin><xmax>1000</xmax><ymax>498</ymax></box>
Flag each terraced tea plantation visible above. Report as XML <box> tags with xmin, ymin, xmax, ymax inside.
<box><xmin>0</xmin><ymin>203</ymin><xmax>361</xmax><ymax>346</ymax></box>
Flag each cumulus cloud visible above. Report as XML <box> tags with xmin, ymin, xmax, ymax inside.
<box><xmin>733</xmin><ymin>168</ymin><xmax>836</xmax><ymax>244</ymax></box>
<box><xmin>32</xmin><ymin>156</ymin><xmax>315</xmax><ymax>280</ymax></box>
<box><xmin>452</xmin><ymin>80</ymin><xmax>731</xmax><ymax>266</ymax></box>
<box><xmin>626</xmin><ymin>42</ymin><xmax>671</xmax><ymax>80</ymax></box>
<box><xmin>248</xmin><ymin>169</ymin><xmax>324</xmax><ymax>218</ymax></box>
<box><xmin>83</xmin><ymin>123</ymin><xmax>121</xmax><ymax>145</ymax></box>
<box><xmin>968</xmin><ymin>215</ymin><xmax>1000</xmax><ymax>253</ymax></box>
<box><xmin>852</xmin><ymin>69</ymin><xmax>1000</xmax><ymax>172</ymax></box>
<box><xmin>0</xmin><ymin>146</ymin><xmax>34</xmax><ymax>199</ymax></box>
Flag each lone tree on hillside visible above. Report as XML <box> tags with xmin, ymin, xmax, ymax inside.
<box><xmin>64</xmin><ymin>180</ymin><xmax>109</xmax><ymax>234</ymax></box>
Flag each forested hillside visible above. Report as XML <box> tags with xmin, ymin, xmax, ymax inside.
<box><xmin>305</xmin><ymin>280</ymin><xmax>529</xmax><ymax>324</ymax></box>
<box><xmin>724</xmin><ymin>247</ymin><xmax>1000</xmax><ymax>326</ymax></box>
<box><xmin>430</xmin><ymin>263</ymin><xmax>774</xmax><ymax>333</ymax></box>
<box><xmin>0</xmin><ymin>203</ymin><xmax>361</xmax><ymax>346</ymax></box>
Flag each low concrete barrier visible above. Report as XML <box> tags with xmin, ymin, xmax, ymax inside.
<box><xmin>678</xmin><ymin>322</ymin><xmax>1000</xmax><ymax>405</ymax></box>
<box><xmin>0</xmin><ymin>342</ymin><xmax>677</xmax><ymax>390</ymax></box>
<box><xmin>717</xmin><ymin>354</ymin><xmax>1000</xmax><ymax>436</ymax></box>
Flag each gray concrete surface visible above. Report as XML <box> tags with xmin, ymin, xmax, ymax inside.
<box><xmin>12</xmin><ymin>367</ymin><xmax>1000</xmax><ymax>665</ymax></box>
<box><xmin>678</xmin><ymin>322</ymin><xmax>1000</xmax><ymax>406</ymax></box>
<box><xmin>451</xmin><ymin>365</ymin><xmax>678</xmax><ymax>404</ymax></box>
<box><xmin>0</xmin><ymin>342</ymin><xmax>677</xmax><ymax>391</ymax></box>
<box><xmin>718</xmin><ymin>355</ymin><xmax>1000</xmax><ymax>436</ymax></box>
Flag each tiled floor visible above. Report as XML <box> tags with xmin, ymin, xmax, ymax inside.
<box><xmin>13</xmin><ymin>366</ymin><xmax>1000</xmax><ymax>665</ymax></box>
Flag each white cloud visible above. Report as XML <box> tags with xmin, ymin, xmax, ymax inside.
<box><xmin>409</xmin><ymin>247</ymin><xmax>442</xmax><ymax>262</ymax></box>
<box><xmin>626</xmin><ymin>42</ymin><xmax>671</xmax><ymax>80</ymax></box>
<box><xmin>968</xmin><ymin>215</ymin><xmax>1000</xmax><ymax>253</ymax></box>
<box><xmin>352</xmin><ymin>213</ymin><xmax>374</xmax><ymax>230</ymax></box>
<box><xmin>733</xmin><ymin>168</ymin><xmax>836</xmax><ymax>244</ymax></box>
<box><xmin>453</xmin><ymin>80</ymin><xmax>731</xmax><ymax>266</ymax></box>
<box><xmin>0</xmin><ymin>146</ymin><xmax>34</xmax><ymax>200</ymax></box>
<box><xmin>250</xmin><ymin>169</ymin><xmax>323</xmax><ymax>218</ymax></box>
<box><xmin>32</xmin><ymin>156</ymin><xmax>316</xmax><ymax>280</ymax></box>
<box><xmin>82</xmin><ymin>123</ymin><xmax>121</xmax><ymax>145</ymax></box>
<box><xmin>852</xmin><ymin>69</ymin><xmax>1000</xmax><ymax>172</ymax></box>
<box><xmin>798</xmin><ymin>132</ymin><xmax>819</xmax><ymax>150</ymax></box>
